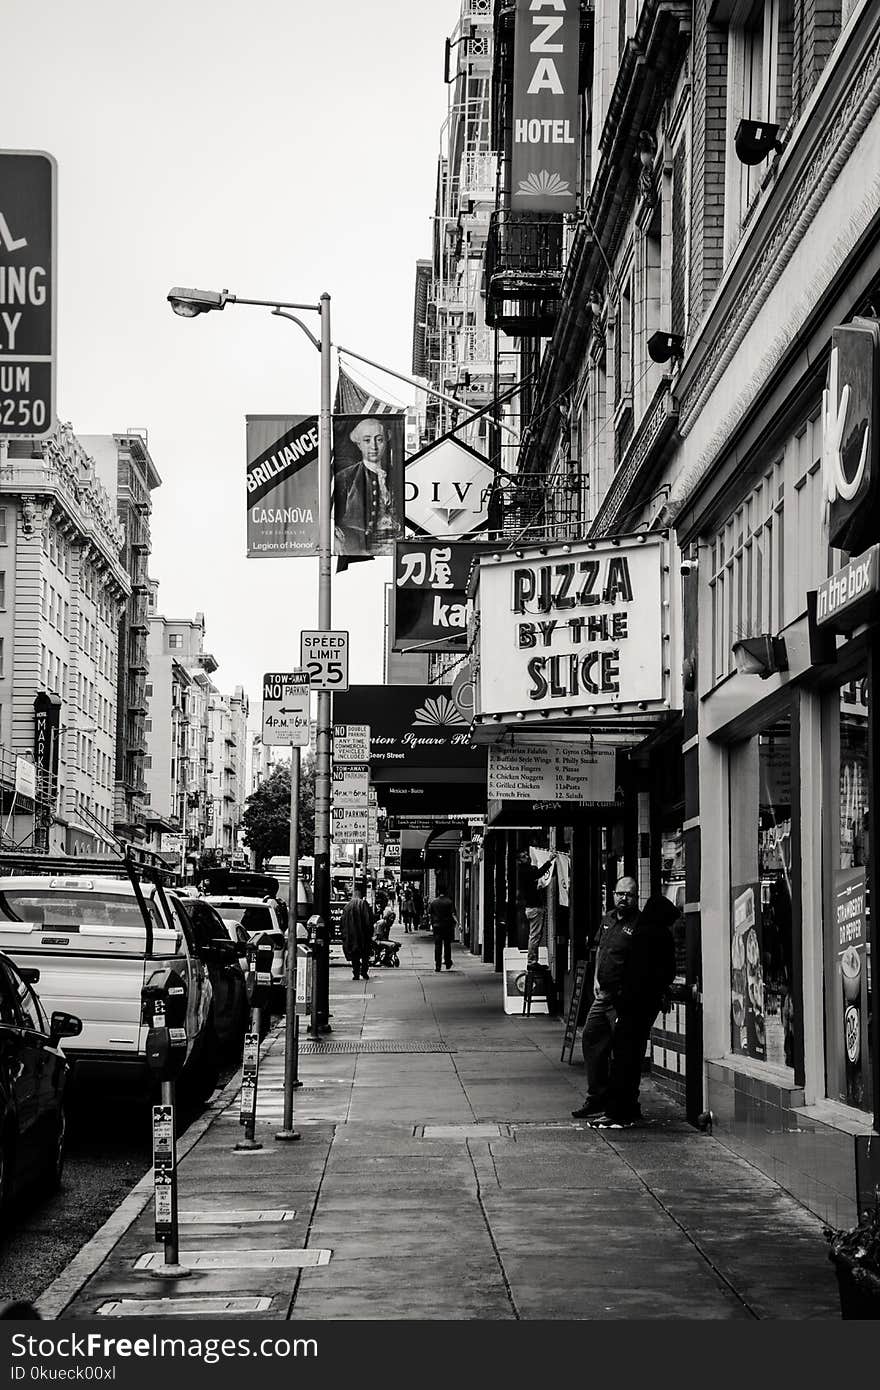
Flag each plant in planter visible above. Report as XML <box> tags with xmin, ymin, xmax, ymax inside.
<box><xmin>825</xmin><ymin>1190</ymin><xmax>880</xmax><ymax>1320</ymax></box>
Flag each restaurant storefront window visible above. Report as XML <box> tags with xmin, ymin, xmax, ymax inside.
<box><xmin>824</xmin><ymin>673</ymin><xmax>873</xmax><ymax>1113</ymax></box>
<box><xmin>729</xmin><ymin>716</ymin><xmax>794</xmax><ymax>1073</ymax></box>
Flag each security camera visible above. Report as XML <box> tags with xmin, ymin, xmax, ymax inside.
<box><xmin>680</xmin><ymin>558</ymin><xmax>697</xmax><ymax>576</ymax></box>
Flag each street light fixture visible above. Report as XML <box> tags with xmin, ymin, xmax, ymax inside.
<box><xmin>167</xmin><ymin>283</ymin><xmax>334</xmax><ymax>1055</ymax></box>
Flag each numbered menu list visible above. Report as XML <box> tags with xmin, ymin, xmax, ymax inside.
<box><xmin>487</xmin><ymin>741</ymin><xmax>616</xmax><ymax>804</ymax></box>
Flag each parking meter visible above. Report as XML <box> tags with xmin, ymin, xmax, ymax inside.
<box><xmin>246</xmin><ymin>936</ymin><xmax>274</xmax><ymax>1013</ymax></box>
<box><xmin>142</xmin><ymin>968</ymin><xmax>189</xmax><ymax>1080</ymax></box>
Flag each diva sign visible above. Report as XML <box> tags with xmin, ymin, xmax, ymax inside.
<box><xmin>475</xmin><ymin>536</ymin><xmax>668</xmax><ymax>720</ymax></box>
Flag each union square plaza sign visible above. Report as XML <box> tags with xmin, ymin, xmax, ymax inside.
<box><xmin>473</xmin><ymin>535</ymin><xmax>672</xmax><ymax>723</ymax></box>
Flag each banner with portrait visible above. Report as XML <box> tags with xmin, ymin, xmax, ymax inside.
<box><xmin>332</xmin><ymin>413</ymin><xmax>405</xmax><ymax>558</ymax></box>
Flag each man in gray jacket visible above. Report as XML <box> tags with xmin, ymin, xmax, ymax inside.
<box><xmin>571</xmin><ymin>876</ymin><xmax>639</xmax><ymax>1120</ymax></box>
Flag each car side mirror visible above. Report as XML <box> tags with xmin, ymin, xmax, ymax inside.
<box><xmin>201</xmin><ymin>937</ymin><xmax>240</xmax><ymax>965</ymax></box>
<box><xmin>18</xmin><ymin>967</ymin><xmax>40</xmax><ymax>986</ymax></box>
<box><xmin>49</xmin><ymin>1011</ymin><xmax>82</xmax><ymax>1047</ymax></box>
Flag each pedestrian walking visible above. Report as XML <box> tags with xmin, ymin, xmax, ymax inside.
<box><xmin>340</xmin><ymin>887</ymin><xmax>374</xmax><ymax>981</ymax></box>
<box><xmin>591</xmin><ymin>894</ymin><xmax>679</xmax><ymax>1128</ymax></box>
<box><xmin>571</xmin><ymin>876</ymin><xmax>640</xmax><ymax>1121</ymax></box>
<box><xmin>401</xmin><ymin>886</ymin><xmax>414</xmax><ymax>932</ymax></box>
<box><xmin>428</xmin><ymin>883</ymin><xmax>457</xmax><ymax>971</ymax></box>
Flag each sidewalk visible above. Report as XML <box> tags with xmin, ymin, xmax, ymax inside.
<box><xmin>43</xmin><ymin>933</ymin><xmax>840</xmax><ymax>1320</ymax></box>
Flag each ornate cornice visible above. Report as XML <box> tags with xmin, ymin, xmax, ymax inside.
<box><xmin>589</xmin><ymin>380</ymin><xmax>678</xmax><ymax>536</ymax></box>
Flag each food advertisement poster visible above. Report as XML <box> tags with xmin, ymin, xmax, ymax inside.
<box><xmin>832</xmin><ymin>866</ymin><xmax>870</xmax><ymax>1107</ymax></box>
<box><xmin>730</xmin><ymin>883</ymin><xmax>766</xmax><ymax>1061</ymax></box>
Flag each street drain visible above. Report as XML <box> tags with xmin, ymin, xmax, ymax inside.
<box><xmin>414</xmin><ymin>1123</ymin><xmax>512</xmax><ymax>1139</ymax></box>
<box><xmin>299</xmin><ymin>1039</ymin><xmax>453</xmax><ymax>1054</ymax></box>
<box><xmin>98</xmin><ymin>1296</ymin><xmax>274</xmax><ymax>1316</ymax></box>
<box><xmin>135</xmin><ymin>1250</ymin><xmax>331</xmax><ymax>1271</ymax></box>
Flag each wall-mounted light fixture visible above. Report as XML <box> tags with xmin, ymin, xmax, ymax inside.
<box><xmin>588</xmin><ymin>286</ymin><xmax>603</xmax><ymax>316</ymax></box>
<box><xmin>734</xmin><ymin>119</ymin><xmax>783</xmax><ymax>165</ymax></box>
<box><xmin>647</xmin><ymin>330</ymin><xmax>684</xmax><ymax>364</ymax></box>
<box><xmin>732</xmin><ymin>635</ymin><xmax>788</xmax><ymax>679</ymax></box>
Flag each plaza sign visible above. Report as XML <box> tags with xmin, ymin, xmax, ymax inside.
<box><xmin>474</xmin><ymin>536</ymin><xmax>668</xmax><ymax>722</ymax></box>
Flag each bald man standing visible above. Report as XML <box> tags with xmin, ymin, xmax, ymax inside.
<box><xmin>572</xmin><ymin>877</ymin><xmax>640</xmax><ymax>1121</ymax></box>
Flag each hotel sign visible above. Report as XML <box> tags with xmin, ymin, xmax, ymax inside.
<box><xmin>475</xmin><ymin>537</ymin><xmax>667</xmax><ymax>721</ymax></box>
<box><xmin>816</xmin><ymin>545</ymin><xmax>880</xmax><ymax>631</ymax></box>
<box><xmin>511</xmin><ymin>0</ymin><xmax>579</xmax><ymax>211</ymax></box>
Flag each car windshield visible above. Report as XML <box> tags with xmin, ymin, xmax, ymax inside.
<box><xmin>0</xmin><ymin>890</ymin><xmax>165</xmax><ymax>936</ymax></box>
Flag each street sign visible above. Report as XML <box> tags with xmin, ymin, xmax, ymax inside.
<box><xmin>0</xmin><ymin>151</ymin><xmax>56</xmax><ymax>439</ymax></box>
<box><xmin>262</xmin><ymin>670</ymin><xmax>310</xmax><ymax>745</ymax></box>
<box><xmin>332</xmin><ymin>806</ymin><xmax>369</xmax><ymax>843</ymax></box>
<box><xmin>332</xmin><ymin>762</ymin><xmax>370</xmax><ymax>808</ymax></box>
<box><xmin>333</xmin><ymin>723</ymin><xmax>370</xmax><ymax>762</ymax></box>
<box><xmin>301</xmin><ymin>630</ymin><xmax>349</xmax><ymax>690</ymax></box>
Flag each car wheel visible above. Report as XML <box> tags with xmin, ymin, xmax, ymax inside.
<box><xmin>191</xmin><ymin>1017</ymin><xmax>220</xmax><ymax>1103</ymax></box>
<box><xmin>45</xmin><ymin>1106</ymin><xmax>66</xmax><ymax>1192</ymax></box>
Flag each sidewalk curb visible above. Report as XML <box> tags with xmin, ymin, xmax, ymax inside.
<box><xmin>35</xmin><ymin>1028</ymin><xmax>281</xmax><ymax>1320</ymax></box>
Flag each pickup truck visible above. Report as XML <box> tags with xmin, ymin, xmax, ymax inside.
<box><xmin>0</xmin><ymin>871</ymin><xmax>239</xmax><ymax>1094</ymax></box>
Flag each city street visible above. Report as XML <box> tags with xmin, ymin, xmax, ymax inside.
<box><xmin>33</xmin><ymin>937</ymin><xmax>839</xmax><ymax>1322</ymax></box>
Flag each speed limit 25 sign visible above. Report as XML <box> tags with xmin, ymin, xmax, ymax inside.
<box><xmin>0</xmin><ymin>151</ymin><xmax>56</xmax><ymax>439</ymax></box>
<box><xmin>300</xmin><ymin>630</ymin><xmax>349</xmax><ymax>691</ymax></box>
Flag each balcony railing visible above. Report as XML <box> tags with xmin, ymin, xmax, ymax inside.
<box><xmin>491</xmin><ymin>469</ymin><xmax>586</xmax><ymax>543</ymax></box>
<box><xmin>485</xmin><ymin>210</ymin><xmax>563</xmax><ymax>335</ymax></box>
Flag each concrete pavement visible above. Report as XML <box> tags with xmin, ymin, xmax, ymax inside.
<box><xmin>43</xmin><ymin>933</ymin><xmax>840</xmax><ymax>1320</ymax></box>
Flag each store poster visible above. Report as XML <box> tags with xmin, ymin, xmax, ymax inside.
<box><xmin>730</xmin><ymin>883</ymin><xmax>766</xmax><ymax>1061</ymax></box>
<box><xmin>832</xmin><ymin>866</ymin><xmax>871</xmax><ymax>1107</ymax></box>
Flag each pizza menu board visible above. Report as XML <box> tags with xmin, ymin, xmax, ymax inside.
<box><xmin>487</xmin><ymin>740</ymin><xmax>616</xmax><ymax>804</ymax></box>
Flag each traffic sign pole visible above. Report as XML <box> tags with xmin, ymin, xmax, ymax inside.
<box><xmin>276</xmin><ymin>744</ymin><xmax>302</xmax><ymax>1143</ymax></box>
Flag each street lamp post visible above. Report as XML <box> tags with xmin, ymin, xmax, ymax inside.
<box><xmin>167</xmin><ymin>285</ymin><xmax>334</xmax><ymax>1039</ymax></box>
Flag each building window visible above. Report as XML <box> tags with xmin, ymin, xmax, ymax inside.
<box><xmin>144</xmin><ymin>755</ymin><xmax>152</xmax><ymax>769</ymax></box>
<box><xmin>724</xmin><ymin>0</ymin><xmax>795</xmax><ymax>261</ymax></box>
<box><xmin>729</xmin><ymin>714</ymin><xmax>795</xmax><ymax>1073</ymax></box>
<box><xmin>145</xmin><ymin>683</ymin><xmax>153</xmax><ymax>698</ymax></box>
<box><xmin>0</xmin><ymin>638</ymin><xmax>4</xmax><ymax>678</ymax></box>
<box><xmin>0</xmin><ymin>572</ymin><xmax>5</xmax><ymax>609</ymax></box>
<box><xmin>168</xmin><ymin>633</ymin><xmax>183</xmax><ymax>650</ymax></box>
<box><xmin>823</xmin><ymin>673</ymin><xmax>872</xmax><ymax>1112</ymax></box>
<box><xmin>0</xmin><ymin>509</ymin><xmax>6</xmax><ymax>544</ymax></box>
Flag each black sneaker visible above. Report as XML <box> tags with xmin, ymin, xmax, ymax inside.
<box><xmin>593</xmin><ymin>1115</ymin><xmax>636</xmax><ymax>1129</ymax></box>
<box><xmin>571</xmin><ymin>1104</ymin><xmax>604</xmax><ymax>1120</ymax></box>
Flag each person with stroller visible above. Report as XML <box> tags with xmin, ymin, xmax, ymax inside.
<box><xmin>340</xmin><ymin>886</ymin><xmax>374</xmax><ymax>981</ymax></box>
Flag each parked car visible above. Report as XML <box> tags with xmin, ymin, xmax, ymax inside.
<box><xmin>170</xmin><ymin>896</ymin><xmax>249</xmax><ymax>1056</ymax></box>
<box><xmin>0</xmin><ymin>868</ymin><xmax>243</xmax><ymax>1098</ymax></box>
<box><xmin>201</xmin><ymin>894</ymin><xmax>289</xmax><ymax>1011</ymax></box>
<box><xmin>0</xmin><ymin>950</ymin><xmax>81</xmax><ymax>1221</ymax></box>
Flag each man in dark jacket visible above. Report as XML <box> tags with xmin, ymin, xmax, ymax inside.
<box><xmin>428</xmin><ymin>883</ymin><xmax>457</xmax><ymax>972</ymax></box>
<box><xmin>571</xmin><ymin>877</ymin><xmax>640</xmax><ymax>1120</ymax></box>
<box><xmin>591</xmin><ymin>894</ymin><xmax>679</xmax><ymax>1128</ymax></box>
<box><xmin>340</xmin><ymin>887</ymin><xmax>374</xmax><ymax>981</ymax></box>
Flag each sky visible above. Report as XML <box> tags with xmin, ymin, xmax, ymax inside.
<box><xmin>4</xmin><ymin>0</ymin><xmax>457</xmax><ymax>722</ymax></box>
